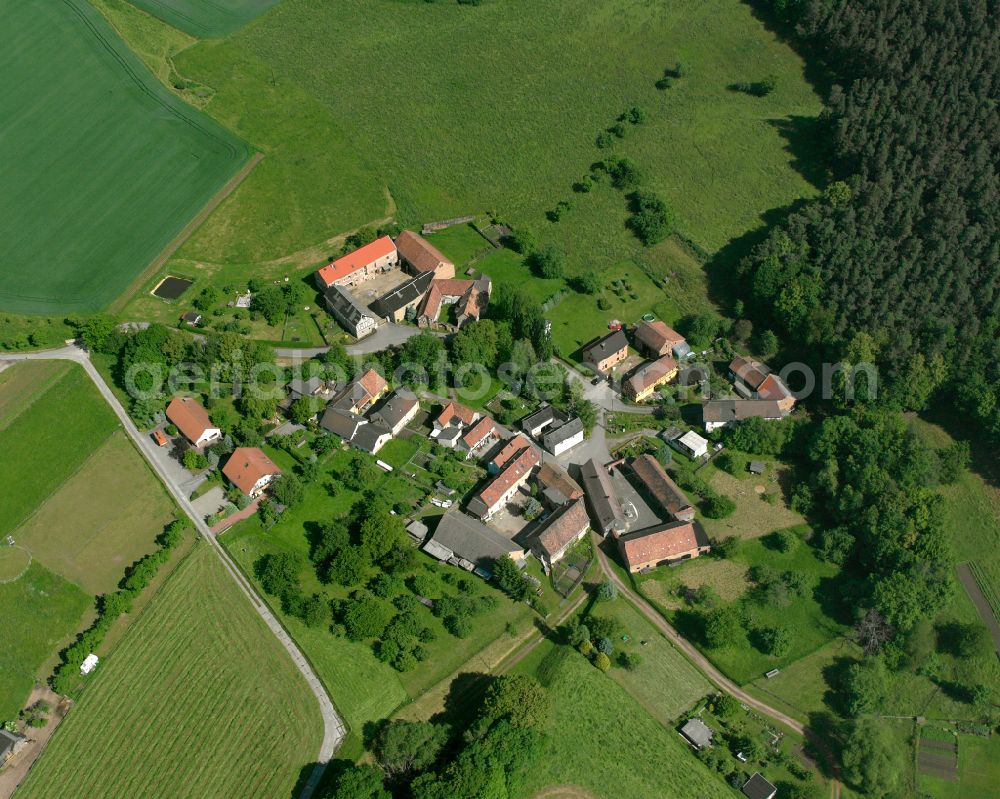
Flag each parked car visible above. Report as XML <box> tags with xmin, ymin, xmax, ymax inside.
<box><xmin>591</xmin><ymin>375</ymin><xmax>604</xmax><ymax>386</ymax></box>
<box><xmin>151</xmin><ymin>430</ymin><xmax>168</xmax><ymax>447</ymax></box>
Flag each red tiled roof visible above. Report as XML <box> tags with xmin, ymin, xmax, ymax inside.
<box><xmin>618</xmin><ymin>520</ymin><xmax>703</xmax><ymax>567</ymax></box>
<box><xmin>316</xmin><ymin>236</ymin><xmax>396</xmax><ymax>287</ymax></box>
<box><xmin>756</xmin><ymin>373</ymin><xmax>791</xmax><ymax>402</ymax></box>
<box><xmin>492</xmin><ymin>434</ymin><xmax>533</xmax><ymax>469</ymax></box>
<box><xmin>357</xmin><ymin>369</ymin><xmax>388</xmax><ymax>399</ymax></box>
<box><xmin>397</xmin><ymin>230</ymin><xmax>454</xmax><ymax>273</ymax></box>
<box><xmin>166</xmin><ymin>397</ymin><xmax>215</xmax><ymax>444</ymax></box>
<box><xmin>533</xmin><ymin>498</ymin><xmax>590</xmax><ymax>557</ymax></box>
<box><xmin>626</xmin><ymin>356</ymin><xmax>678</xmax><ymax>396</ymax></box>
<box><xmin>477</xmin><ymin>447</ymin><xmax>540</xmax><ymax>509</ymax></box>
<box><xmin>462</xmin><ymin>416</ymin><xmax>496</xmax><ymax>449</ymax></box>
<box><xmin>635</xmin><ymin>320</ymin><xmax>685</xmax><ymax>353</ymax></box>
<box><xmin>223</xmin><ymin>447</ymin><xmax>282</xmax><ymax>495</ymax></box>
<box><xmin>729</xmin><ymin>356</ymin><xmax>770</xmax><ymax>391</ymax></box>
<box><xmin>436</xmin><ymin>401</ymin><xmax>477</xmax><ymax>428</ymax></box>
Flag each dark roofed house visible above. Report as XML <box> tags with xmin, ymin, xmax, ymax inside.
<box><xmin>522</xmin><ymin>404</ymin><xmax>568</xmax><ymax>438</ymax></box>
<box><xmin>287</xmin><ymin>376</ymin><xmax>330</xmax><ymax>401</ymax></box>
<box><xmin>320</xmin><ymin>407</ymin><xmax>367</xmax><ymax>441</ymax></box>
<box><xmin>352</xmin><ymin>422</ymin><xmax>392</xmax><ymax>454</ymax></box>
<box><xmin>371</xmin><ymin>391</ymin><xmax>420</xmax><ymax>436</ymax></box>
<box><xmin>423</xmin><ymin>511</ymin><xmax>525</xmax><ymax>575</ymax></box>
<box><xmin>1</xmin><ymin>729</ymin><xmax>27</xmax><ymax>765</ymax></box>
<box><xmin>702</xmin><ymin>399</ymin><xmax>787</xmax><ymax>432</ymax></box>
<box><xmin>617</xmin><ymin>520</ymin><xmax>710</xmax><ymax>572</ymax></box>
<box><xmin>680</xmin><ymin>718</ymin><xmax>714</xmax><ymax>750</ymax></box>
<box><xmin>629</xmin><ymin>454</ymin><xmax>695</xmax><ymax>521</ymax></box>
<box><xmin>542</xmin><ymin>416</ymin><xmax>584</xmax><ymax>456</ymax></box>
<box><xmin>580</xmin><ymin>458</ymin><xmax>625</xmax><ymax>536</ymax></box>
<box><xmin>529</xmin><ymin>498</ymin><xmax>591</xmax><ymax>571</ymax></box>
<box><xmin>369</xmin><ymin>271</ymin><xmax>434</xmax><ymax>323</ymax></box>
<box><xmin>582</xmin><ymin>330</ymin><xmax>630</xmax><ymax>374</ymax></box>
<box><xmin>323</xmin><ymin>284</ymin><xmax>379</xmax><ymax>339</ymax></box>
<box><xmin>742</xmin><ymin>773</ymin><xmax>778</xmax><ymax>799</ymax></box>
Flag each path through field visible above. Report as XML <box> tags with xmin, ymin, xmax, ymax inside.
<box><xmin>957</xmin><ymin>562</ymin><xmax>1000</xmax><ymax>657</ymax></box>
<box><xmin>0</xmin><ymin>346</ymin><xmax>342</xmax><ymax>799</ymax></box>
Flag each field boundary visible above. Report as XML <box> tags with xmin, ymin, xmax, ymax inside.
<box><xmin>957</xmin><ymin>562</ymin><xmax>1000</xmax><ymax>657</ymax></box>
<box><xmin>108</xmin><ymin>152</ymin><xmax>264</xmax><ymax>314</ymax></box>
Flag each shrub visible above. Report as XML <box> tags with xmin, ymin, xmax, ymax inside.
<box><xmin>627</xmin><ymin>191</ymin><xmax>675</xmax><ymax>246</ymax></box>
<box><xmin>593</xmin><ymin>652</ymin><xmax>612</xmax><ymax>672</ymax></box>
<box><xmin>703</xmin><ymin>494</ymin><xmax>736</xmax><ymax>519</ymax></box>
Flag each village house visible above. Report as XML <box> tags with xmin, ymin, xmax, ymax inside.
<box><xmin>487</xmin><ymin>433</ymin><xmax>535</xmax><ymax>473</ymax></box>
<box><xmin>423</xmin><ymin>511</ymin><xmax>525</xmax><ymax>577</ymax></box>
<box><xmin>701</xmin><ymin>399</ymin><xmax>787</xmax><ymax>432</ymax></box>
<box><xmin>535</xmin><ymin>461</ymin><xmax>584</xmax><ymax>508</ymax></box>
<box><xmin>431</xmin><ymin>401</ymin><xmax>480</xmax><ymax>448</ymax></box>
<box><xmin>286</xmin><ymin>376</ymin><xmax>333</xmax><ymax>402</ymax></box>
<box><xmin>742</xmin><ymin>773</ymin><xmax>778</xmax><ymax>799</ymax></box>
<box><xmin>528</xmin><ymin>497</ymin><xmax>591</xmax><ymax>572</ymax></box>
<box><xmin>368</xmin><ymin>271</ymin><xmax>434</xmax><ymax>323</ymax></box>
<box><xmin>673</xmin><ymin>429</ymin><xmax>709</xmax><ymax>459</ymax></box>
<box><xmin>417</xmin><ymin>276</ymin><xmax>491</xmax><ymax>328</ymax></box>
<box><xmin>351</xmin><ymin>422</ymin><xmax>393</xmax><ymax>455</ymax></box>
<box><xmin>729</xmin><ymin>356</ymin><xmax>794</xmax><ymax>412</ymax></box>
<box><xmin>396</xmin><ymin>230</ymin><xmax>456</xmax><ymax>279</ymax></box>
<box><xmin>582</xmin><ymin>330</ymin><xmax>630</xmax><ymax>374</ymax></box>
<box><xmin>629</xmin><ymin>453</ymin><xmax>695</xmax><ymax>522</ymax></box>
<box><xmin>624</xmin><ymin>355</ymin><xmax>679</xmax><ymax>402</ymax></box>
<box><xmin>680</xmin><ymin>718</ymin><xmax>714</xmax><ymax>750</ymax></box>
<box><xmin>320</xmin><ymin>408</ymin><xmax>368</xmax><ymax>442</ymax></box>
<box><xmin>165</xmin><ymin>396</ymin><xmax>222</xmax><ymax>448</ymax></box>
<box><xmin>617</xmin><ymin>519</ymin><xmax>710</xmax><ymax>572</ymax></box>
<box><xmin>467</xmin><ymin>443</ymin><xmax>540</xmax><ymax>520</ymax></box>
<box><xmin>0</xmin><ymin>729</ymin><xmax>27</xmax><ymax>766</ymax></box>
<box><xmin>458</xmin><ymin>416</ymin><xmax>498</xmax><ymax>459</ymax></box>
<box><xmin>322</xmin><ymin>284</ymin><xmax>379</xmax><ymax>339</ymax></box>
<box><xmin>314</xmin><ymin>235</ymin><xmax>398</xmax><ymax>290</ymax></box>
<box><xmin>223</xmin><ymin>447</ymin><xmax>282</xmax><ymax>498</ymax></box>
<box><xmin>329</xmin><ymin>369</ymin><xmax>389</xmax><ymax>416</ymax></box>
<box><xmin>521</xmin><ymin>405</ymin><xmax>584</xmax><ymax>456</ymax></box>
<box><xmin>634</xmin><ymin>320</ymin><xmax>690</xmax><ymax>359</ymax></box>
<box><xmin>579</xmin><ymin>458</ymin><xmax>626</xmax><ymax>536</ymax></box>
<box><xmin>370</xmin><ymin>391</ymin><xmax>420</xmax><ymax>436</ymax></box>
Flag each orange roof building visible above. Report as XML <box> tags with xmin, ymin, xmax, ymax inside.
<box><xmin>434</xmin><ymin>401</ymin><xmax>478</xmax><ymax>430</ymax></box>
<box><xmin>166</xmin><ymin>397</ymin><xmax>221</xmax><ymax>448</ymax></box>
<box><xmin>635</xmin><ymin>320</ymin><xmax>686</xmax><ymax>358</ymax></box>
<box><xmin>397</xmin><ymin>231</ymin><xmax>455</xmax><ymax>279</ymax></box>
<box><xmin>617</xmin><ymin>520</ymin><xmax>710</xmax><ymax>572</ymax></box>
<box><xmin>629</xmin><ymin>454</ymin><xmax>695</xmax><ymax>522</ymax></box>
<box><xmin>468</xmin><ymin>446</ymin><xmax>540</xmax><ymax>520</ymax></box>
<box><xmin>315</xmin><ymin>236</ymin><xmax>398</xmax><ymax>289</ymax></box>
<box><xmin>529</xmin><ymin>498</ymin><xmax>591</xmax><ymax>570</ymax></box>
<box><xmin>223</xmin><ymin>447</ymin><xmax>282</xmax><ymax>497</ymax></box>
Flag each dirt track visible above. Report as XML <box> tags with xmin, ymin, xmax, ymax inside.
<box><xmin>957</xmin><ymin>562</ymin><xmax>1000</xmax><ymax>657</ymax></box>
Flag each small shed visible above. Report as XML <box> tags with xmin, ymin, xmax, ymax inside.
<box><xmin>749</xmin><ymin>460</ymin><xmax>766</xmax><ymax>475</ymax></box>
<box><xmin>742</xmin><ymin>773</ymin><xmax>777</xmax><ymax>799</ymax></box>
<box><xmin>80</xmin><ymin>653</ymin><xmax>99</xmax><ymax>675</ymax></box>
<box><xmin>675</xmin><ymin>430</ymin><xmax>709</xmax><ymax>459</ymax></box>
<box><xmin>406</xmin><ymin>520</ymin><xmax>429</xmax><ymax>544</ymax></box>
<box><xmin>680</xmin><ymin>717</ymin><xmax>714</xmax><ymax>749</ymax></box>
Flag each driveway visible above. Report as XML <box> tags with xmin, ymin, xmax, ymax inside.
<box><xmin>274</xmin><ymin>323</ymin><xmax>428</xmax><ymax>359</ymax></box>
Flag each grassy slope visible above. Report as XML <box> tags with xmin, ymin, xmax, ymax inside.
<box><xmin>0</xmin><ymin>0</ymin><xmax>249</xmax><ymax>314</ymax></box>
<box><xmin>0</xmin><ymin>562</ymin><xmax>91</xmax><ymax>720</ymax></box>
<box><xmin>0</xmin><ymin>365</ymin><xmax>119</xmax><ymax>536</ymax></box>
<box><xmin>13</xmin><ymin>432</ymin><xmax>176</xmax><ymax>595</ymax></box>
<box><xmin>168</xmin><ymin>0</ymin><xmax>819</xmax><ymax>269</ymax></box>
<box><xmin>16</xmin><ymin>543</ymin><xmax>322</xmax><ymax>799</ymax></box>
<box><xmin>514</xmin><ymin>642</ymin><xmax>731</xmax><ymax>799</ymax></box>
<box><xmin>127</xmin><ymin>0</ymin><xmax>282</xmax><ymax>38</ymax></box>
<box><xmin>221</xmin><ymin>445</ymin><xmax>530</xmax><ymax>731</ymax></box>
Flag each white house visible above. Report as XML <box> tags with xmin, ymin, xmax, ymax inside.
<box><xmin>675</xmin><ymin>430</ymin><xmax>709</xmax><ymax>459</ymax></box>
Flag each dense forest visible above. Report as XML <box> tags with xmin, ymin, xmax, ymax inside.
<box><xmin>746</xmin><ymin>0</ymin><xmax>999</xmax><ymax>434</ymax></box>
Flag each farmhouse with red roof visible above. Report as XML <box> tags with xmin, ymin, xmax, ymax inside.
<box><xmin>166</xmin><ymin>397</ymin><xmax>221</xmax><ymax>448</ymax></box>
<box><xmin>315</xmin><ymin>236</ymin><xmax>398</xmax><ymax>290</ymax></box>
<box><xmin>223</xmin><ymin>447</ymin><xmax>282</xmax><ymax>498</ymax></box>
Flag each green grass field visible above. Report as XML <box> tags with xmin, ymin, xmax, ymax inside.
<box><xmin>152</xmin><ymin>0</ymin><xmax>820</xmax><ymax>271</ymax></box>
<box><xmin>221</xmin><ymin>444</ymin><xmax>531</xmax><ymax>731</ymax></box>
<box><xmin>16</xmin><ymin>543</ymin><xmax>323</xmax><ymax>799</ymax></box>
<box><xmin>128</xmin><ymin>0</ymin><xmax>282</xmax><ymax>37</ymax></box>
<box><xmin>514</xmin><ymin>642</ymin><xmax>731</xmax><ymax>799</ymax></box>
<box><xmin>587</xmin><ymin>598</ymin><xmax>711</xmax><ymax>725</ymax></box>
<box><xmin>0</xmin><ymin>362</ymin><xmax>177</xmax><ymax>719</ymax></box>
<box><xmin>0</xmin><ymin>0</ymin><xmax>249</xmax><ymax>313</ymax></box>
<box><xmin>918</xmin><ymin>730</ymin><xmax>1000</xmax><ymax>799</ymax></box>
<box><xmin>0</xmin><ymin>562</ymin><xmax>91</xmax><ymax>721</ymax></box>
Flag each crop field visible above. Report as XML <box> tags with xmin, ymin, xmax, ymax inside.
<box><xmin>157</xmin><ymin>0</ymin><xmax>820</xmax><ymax>274</ymax></box>
<box><xmin>0</xmin><ymin>363</ymin><xmax>175</xmax><ymax>718</ymax></box>
<box><xmin>128</xmin><ymin>0</ymin><xmax>282</xmax><ymax>38</ymax></box>
<box><xmin>918</xmin><ymin>730</ymin><xmax>1000</xmax><ymax>799</ymax></box>
<box><xmin>16</xmin><ymin>544</ymin><xmax>323</xmax><ymax>799</ymax></box>
<box><xmin>515</xmin><ymin>643</ymin><xmax>731</xmax><ymax>799</ymax></box>
<box><xmin>0</xmin><ymin>0</ymin><xmax>249</xmax><ymax>314</ymax></box>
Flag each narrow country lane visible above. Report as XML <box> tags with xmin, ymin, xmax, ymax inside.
<box><xmin>592</xmin><ymin>535</ymin><xmax>842</xmax><ymax>797</ymax></box>
<box><xmin>0</xmin><ymin>346</ymin><xmax>342</xmax><ymax>799</ymax></box>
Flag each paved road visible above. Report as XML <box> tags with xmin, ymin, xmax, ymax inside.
<box><xmin>592</xmin><ymin>536</ymin><xmax>842</xmax><ymax>796</ymax></box>
<box><xmin>275</xmin><ymin>323</ymin><xmax>426</xmax><ymax>359</ymax></box>
<box><xmin>1</xmin><ymin>346</ymin><xmax>343</xmax><ymax>799</ymax></box>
